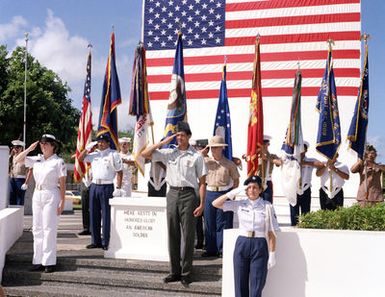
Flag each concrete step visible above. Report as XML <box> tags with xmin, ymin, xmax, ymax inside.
<box><xmin>5</xmin><ymin>251</ymin><xmax>223</xmax><ymax>277</ymax></box>
<box><xmin>3</xmin><ymin>267</ymin><xmax>221</xmax><ymax>296</ymax></box>
<box><xmin>4</xmin><ymin>282</ymin><xmax>219</xmax><ymax>297</ymax></box>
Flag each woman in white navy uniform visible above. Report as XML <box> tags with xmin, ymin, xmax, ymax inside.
<box><xmin>212</xmin><ymin>175</ymin><xmax>279</xmax><ymax>297</ymax></box>
<box><xmin>15</xmin><ymin>134</ymin><xmax>66</xmax><ymax>273</ymax></box>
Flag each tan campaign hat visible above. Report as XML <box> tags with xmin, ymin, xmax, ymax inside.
<box><xmin>208</xmin><ymin>135</ymin><xmax>228</xmax><ymax>147</ymax></box>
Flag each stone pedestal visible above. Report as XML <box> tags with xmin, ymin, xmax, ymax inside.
<box><xmin>105</xmin><ymin>197</ymin><xmax>169</xmax><ymax>261</ymax></box>
<box><xmin>0</xmin><ymin>146</ymin><xmax>9</xmax><ymax>210</ymax></box>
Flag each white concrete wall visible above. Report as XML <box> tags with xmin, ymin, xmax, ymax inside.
<box><xmin>0</xmin><ymin>207</ymin><xmax>24</xmax><ymax>282</ymax></box>
<box><xmin>0</xmin><ymin>146</ymin><xmax>9</xmax><ymax>210</ymax></box>
<box><xmin>223</xmin><ymin>228</ymin><xmax>385</xmax><ymax>297</ymax></box>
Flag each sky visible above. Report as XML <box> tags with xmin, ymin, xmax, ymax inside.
<box><xmin>0</xmin><ymin>0</ymin><xmax>384</xmax><ymax>161</ymax></box>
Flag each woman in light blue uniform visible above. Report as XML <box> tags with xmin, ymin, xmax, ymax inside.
<box><xmin>212</xmin><ymin>175</ymin><xmax>279</xmax><ymax>297</ymax></box>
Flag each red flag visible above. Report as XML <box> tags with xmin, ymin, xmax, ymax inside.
<box><xmin>246</xmin><ymin>36</ymin><xmax>263</xmax><ymax>177</ymax></box>
<box><xmin>74</xmin><ymin>51</ymin><xmax>93</xmax><ymax>182</ymax></box>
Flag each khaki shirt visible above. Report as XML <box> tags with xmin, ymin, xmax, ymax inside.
<box><xmin>205</xmin><ymin>156</ymin><xmax>239</xmax><ymax>187</ymax></box>
<box><xmin>10</xmin><ymin>158</ymin><xmax>27</xmax><ymax>178</ymax></box>
<box><xmin>257</xmin><ymin>153</ymin><xmax>279</xmax><ymax>181</ymax></box>
<box><xmin>356</xmin><ymin>163</ymin><xmax>384</xmax><ymax>202</ymax></box>
<box><xmin>152</xmin><ymin>145</ymin><xmax>207</xmax><ymax>188</ymax></box>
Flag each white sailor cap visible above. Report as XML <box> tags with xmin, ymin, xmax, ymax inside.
<box><xmin>263</xmin><ymin>135</ymin><xmax>272</xmax><ymax>142</ymax></box>
<box><xmin>11</xmin><ymin>140</ymin><xmax>25</xmax><ymax>147</ymax></box>
<box><xmin>118</xmin><ymin>137</ymin><xmax>132</xmax><ymax>144</ymax></box>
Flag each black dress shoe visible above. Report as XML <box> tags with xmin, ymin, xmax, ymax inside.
<box><xmin>86</xmin><ymin>243</ymin><xmax>102</xmax><ymax>249</ymax></box>
<box><xmin>102</xmin><ymin>245</ymin><xmax>108</xmax><ymax>250</ymax></box>
<box><xmin>78</xmin><ymin>230</ymin><xmax>91</xmax><ymax>236</ymax></box>
<box><xmin>163</xmin><ymin>274</ymin><xmax>181</xmax><ymax>283</ymax></box>
<box><xmin>181</xmin><ymin>276</ymin><xmax>191</xmax><ymax>287</ymax></box>
<box><xmin>29</xmin><ymin>264</ymin><xmax>44</xmax><ymax>272</ymax></box>
<box><xmin>44</xmin><ymin>265</ymin><xmax>55</xmax><ymax>273</ymax></box>
<box><xmin>195</xmin><ymin>244</ymin><xmax>203</xmax><ymax>249</ymax></box>
<box><xmin>217</xmin><ymin>252</ymin><xmax>223</xmax><ymax>258</ymax></box>
<box><xmin>201</xmin><ymin>251</ymin><xmax>217</xmax><ymax>258</ymax></box>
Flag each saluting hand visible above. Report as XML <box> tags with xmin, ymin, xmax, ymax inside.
<box><xmin>159</xmin><ymin>134</ymin><xmax>176</xmax><ymax>146</ymax></box>
<box><xmin>28</xmin><ymin>141</ymin><xmax>39</xmax><ymax>152</ymax></box>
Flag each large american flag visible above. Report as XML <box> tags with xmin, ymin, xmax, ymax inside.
<box><xmin>74</xmin><ymin>51</ymin><xmax>93</xmax><ymax>183</ymax></box>
<box><xmin>143</xmin><ymin>0</ymin><xmax>361</xmax><ymax>101</ymax></box>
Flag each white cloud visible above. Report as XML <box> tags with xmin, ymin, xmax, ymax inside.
<box><xmin>27</xmin><ymin>10</ymin><xmax>90</xmax><ymax>86</ymax></box>
<box><xmin>0</xmin><ymin>16</ymin><xmax>27</xmax><ymax>43</ymax></box>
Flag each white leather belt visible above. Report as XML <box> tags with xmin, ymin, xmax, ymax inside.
<box><xmin>207</xmin><ymin>185</ymin><xmax>232</xmax><ymax>192</ymax></box>
<box><xmin>35</xmin><ymin>185</ymin><xmax>58</xmax><ymax>191</ymax></box>
<box><xmin>93</xmin><ymin>179</ymin><xmax>113</xmax><ymax>185</ymax></box>
<box><xmin>239</xmin><ymin>230</ymin><xmax>265</xmax><ymax>238</ymax></box>
<box><xmin>12</xmin><ymin>175</ymin><xmax>26</xmax><ymax>179</ymax></box>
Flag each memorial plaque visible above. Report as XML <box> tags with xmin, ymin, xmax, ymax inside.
<box><xmin>105</xmin><ymin>197</ymin><xmax>169</xmax><ymax>261</ymax></box>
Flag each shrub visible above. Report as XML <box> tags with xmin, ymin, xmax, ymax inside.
<box><xmin>298</xmin><ymin>203</ymin><xmax>385</xmax><ymax>231</ymax></box>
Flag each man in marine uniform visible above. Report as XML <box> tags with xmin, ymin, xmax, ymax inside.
<box><xmin>9</xmin><ymin>140</ymin><xmax>28</xmax><ymax>205</ymax></box>
<box><xmin>202</xmin><ymin>135</ymin><xmax>240</xmax><ymax>258</ymax></box>
<box><xmin>257</xmin><ymin>135</ymin><xmax>282</xmax><ymax>203</ymax></box>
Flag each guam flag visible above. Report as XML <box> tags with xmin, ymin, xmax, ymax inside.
<box><xmin>162</xmin><ymin>32</ymin><xmax>187</xmax><ymax>148</ymax></box>
<box><xmin>129</xmin><ymin>43</ymin><xmax>154</xmax><ymax>175</ymax></box>
<box><xmin>213</xmin><ymin>64</ymin><xmax>233</xmax><ymax>160</ymax></box>
<box><xmin>316</xmin><ymin>47</ymin><xmax>341</xmax><ymax>160</ymax></box>
<box><xmin>98</xmin><ymin>32</ymin><xmax>121</xmax><ymax>150</ymax></box>
<box><xmin>347</xmin><ymin>42</ymin><xmax>369</xmax><ymax>160</ymax></box>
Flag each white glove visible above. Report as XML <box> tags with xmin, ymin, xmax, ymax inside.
<box><xmin>85</xmin><ymin>141</ymin><xmax>98</xmax><ymax>151</ymax></box>
<box><xmin>112</xmin><ymin>189</ymin><xmax>122</xmax><ymax>197</ymax></box>
<box><xmin>226</xmin><ymin>185</ymin><xmax>247</xmax><ymax>200</ymax></box>
<box><xmin>268</xmin><ymin>251</ymin><xmax>276</xmax><ymax>270</ymax></box>
<box><xmin>120</xmin><ymin>189</ymin><xmax>127</xmax><ymax>197</ymax></box>
<box><xmin>21</xmin><ymin>183</ymin><xmax>28</xmax><ymax>190</ymax></box>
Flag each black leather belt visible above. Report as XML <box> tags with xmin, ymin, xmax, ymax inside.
<box><xmin>169</xmin><ymin>186</ymin><xmax>194</xmax><ymax>191</ymax></box>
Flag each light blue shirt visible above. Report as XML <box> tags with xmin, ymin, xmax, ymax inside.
<box><xmin>152</xmin><ymin>145</ymin><xmax>207</xmax><ymax>188</ymax></box>
<box><xmin>223</xmin><ymin>198</ymin><xmax>279</xmax><ymax>233</ymax></box>
<box><xmin>84</xmin><ymin>148</ymin><xmax>122</xmax><ymax>182</ymax></box>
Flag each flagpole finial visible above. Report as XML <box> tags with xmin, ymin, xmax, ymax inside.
<box><xmin>224</xmin><ymin>55</ymin><xmax>228</xmax><ymax>65</ymax></box>
<box><xmin>112</xmin><ymin>25</ymin><xmax>115</xmax><ymax>33</ymax></box>
<box><xmin>297</xmin><ymin>61</ymin><xmax>301</xmax><ymax>71</ymax></box>
<box><xmin>361</xmin><ymin>33</ymin><xmax>371</xmax><ymax>45</ymax></box>
<box><xmin>256</xmin><ymin>33</ymin><xmax>261</xmax><ymax>42</ymax></box>
<box><xmin>327</xmin><ymin>38</ymin><xmax>335</xmax><ymax>51</ymax></box>
<box><xmin>24</xmin><ymin>32</ymin><xmax>29</xmax><ymax>41</ymax></box>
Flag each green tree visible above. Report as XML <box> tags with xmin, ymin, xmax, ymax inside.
<box><xmin>0</xmin><ymin>46</ymin><xmax>80</xmax><ymax>162</ymax></box>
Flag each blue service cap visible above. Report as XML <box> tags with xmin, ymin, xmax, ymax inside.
<box><xmin>96</xmin><ymin>133</ymin><xmax>110</xmax><ymax>142</ymax></box>
<box><xmin>243</xmin><ymin>175</ymin><xmax>262</xmax><ymax>186</ymax></box>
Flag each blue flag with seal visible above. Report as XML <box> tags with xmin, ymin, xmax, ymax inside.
<box><xmin>162</xmin><ymin>32</ymin><xmax>187</xmax><ymax>148</ymax></box>
<box><xmin>347</xmin><ymin>43</ymin><xmax>369</xmax><ymax>160</ymax></box>
<box><xmin>98</xmin><ymin>32</ymin><xmax>121</xmax><ymax>150</ymax></box>
<box><xmin>315</xmin><ymin>48</ymin><xmax>341</xmax><ymax>160</ymax></box>
<box><xmin>213</xmin><ymin>64</ymin><xmax>233</xmax><ymax>160</ymax></box>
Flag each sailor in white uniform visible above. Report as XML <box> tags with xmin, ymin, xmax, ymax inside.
<box><xmin>16</xmin><ymin>134</ymin><xmax>66</xmax><ymax>273</ymax></box>
<box><xmin>117</xmin><ymin>137</ymin><xmax>136</xmax><ymax>197</ymax></box>
<box><xmin>316</xmin><ymin>153</ymin><xmax>349</xmax><ymax>210</ymax></box>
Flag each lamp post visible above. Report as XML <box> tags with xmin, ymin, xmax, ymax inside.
<box><xmin>23</xmin><ymin>32</ymin><xmax>28</xmax><ymax>146</ymax></box>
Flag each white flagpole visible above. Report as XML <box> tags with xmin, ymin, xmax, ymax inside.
<box><xmin>23</xmin><ymin>32</ymin><xmax>28</xmax><ymax>145</ymax></box>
